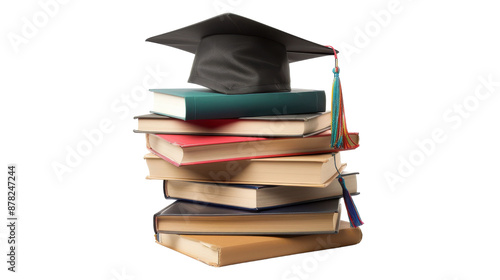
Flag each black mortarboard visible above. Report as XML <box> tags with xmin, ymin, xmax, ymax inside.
<box><xmin>146</xmin><ymin>13</ymin><xmax>337</xmax><ymax>94</ymax></box>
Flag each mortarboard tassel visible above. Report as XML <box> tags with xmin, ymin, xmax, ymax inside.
<box><xmin>326</xmin><ymin>46</ymin><xmax>358</xmax><ymax>150</ymax></box>
<box><xmin>334</xmin><ymin>154</ymin><xmax>363</xmax><ymax>227</ymax></box>
<box><xmin>339</xmin><ymin>176</ymin><xmax>364</xmax><ymax>227</ymax></box>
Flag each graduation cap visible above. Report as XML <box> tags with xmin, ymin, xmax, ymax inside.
<box><xmin>146</xmin><ymin>13</ymin><xmax>336</xmax><ymax>95</ymax></box>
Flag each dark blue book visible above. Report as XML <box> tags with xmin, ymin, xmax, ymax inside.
<box><xmin>153</xmin><ymin>199</ymin><xmax>341</xmax><ymax>235</ymax></box>
<box><xmin>163</xmin><ymin>172</ymin><xmax>358</xmax><ymax>210</ymax></box>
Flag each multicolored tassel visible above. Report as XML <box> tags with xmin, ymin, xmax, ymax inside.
<box><xmin>326</xmin><ymin>46</ymin><xmax>358</xmax><ymax>150</ymax></box>
<box><xmin>333</xmin><ymin>153</ymin><xmax>363</xmax><ymax>228</ymax></box>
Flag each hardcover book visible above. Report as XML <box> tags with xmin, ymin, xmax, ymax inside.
<box><xmin>156</xmin><ymin>220</ymin><xmax>362</xmax><ymax>267</ymax></box>
<box><xmin>134</xmin><ymin>112</ymin><xmax>331</xmax><ymax>137</ymax></box>
<box><xmin>153</xmin><ymin>199</ymin><xmax>341</xmax><ymax>235</ymax></box>
<box><xmin>146</xmin><ymin>131</ymin><xmax>358</xmax><ymax>166</ymax></box>
<box><xmin>145</xmin><ymin>153</ymin><xmax>345</xmax><ymax>187</ymax></box>
<box><xmin>150</xmin><ymin>88</ymin><xmax>326</xmax><ymax>120</ymax></box>
<box><xmin>163</xmin><ymin>172</ymin><xmax>358</xmax><ymax>210</ymax></box>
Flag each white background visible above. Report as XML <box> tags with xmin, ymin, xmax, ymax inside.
<box><xmin>1</xmin><ymin>0</ymin><xmax>500</xmax><ymax>279</ymax></box>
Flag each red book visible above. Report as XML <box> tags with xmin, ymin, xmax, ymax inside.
<box><xmin>145</xmin><ymin>132</ymin><xmax>359</xmax><ymax>166</ymax></box>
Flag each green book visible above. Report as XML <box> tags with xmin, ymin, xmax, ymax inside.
<box><xmin>150</xmin><ymin>88</ymin><xmax>326</xmax><ymax>120</ymax></box>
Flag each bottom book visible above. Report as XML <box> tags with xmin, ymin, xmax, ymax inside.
<box><xmin>155</xmin><ymin>220</ymin><xmax>362</xmax><ymax>267</ymax></box>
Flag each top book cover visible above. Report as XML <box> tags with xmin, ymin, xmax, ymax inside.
<box><xmin>150</xmin><ymin>88</ymin><xmax>326</xmax><ymax>121</ymax></box>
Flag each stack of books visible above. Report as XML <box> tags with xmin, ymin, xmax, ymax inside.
<box><xmin>137</xmin><ymin>13</ymin><xmax>363</xmax><ymax>267</ymax></box>
<box><xmin>134</xmin><ymin>88</ymin><xmax>363</xmax><ymax>267</ymax></box>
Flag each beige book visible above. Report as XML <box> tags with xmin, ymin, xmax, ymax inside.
<box><xmin>145</xmin><ymin>153</ymin><xmax>346</xmax><ymax>187</ymax></box>
<box><xmin>156</xmin><ymin>221</ymin><xmax>362</xmax><ymax>267</ymax></box>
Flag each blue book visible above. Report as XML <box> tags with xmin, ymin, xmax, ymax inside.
<box><xmin>162</xmin><ymin>172</ymin><xmax>358</xmax><ymax>210</ymax></box>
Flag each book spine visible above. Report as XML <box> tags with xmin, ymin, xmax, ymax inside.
<box><xmin>184</xmin><ymin>91</ymin><xmax>326</xmax><ymax>120</ymax></box>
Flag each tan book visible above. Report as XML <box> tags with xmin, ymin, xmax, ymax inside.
<box><xmin>156</xmin><ymin>221</ymin><xmax>362</xmax><ymax>267</ymax></box>
<box><xmin>145</xmin><ymin>153</ymin><xmax>346</xmax><ymax>187</ymax></box>
<box><xmin>134</xmin><ymin>112</ymin><xmax>331</xmax><ymax>137</ymax></box>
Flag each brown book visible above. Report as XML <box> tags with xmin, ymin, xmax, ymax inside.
<box><xmin>145</xmin><ymin>152</ymin><xmax>345</xmax><ymax>187</ymax></box>
<box><xmin>155</xmin><ymin>221</ymin><xmax>362</xmax><ymax>267</ymax></box>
